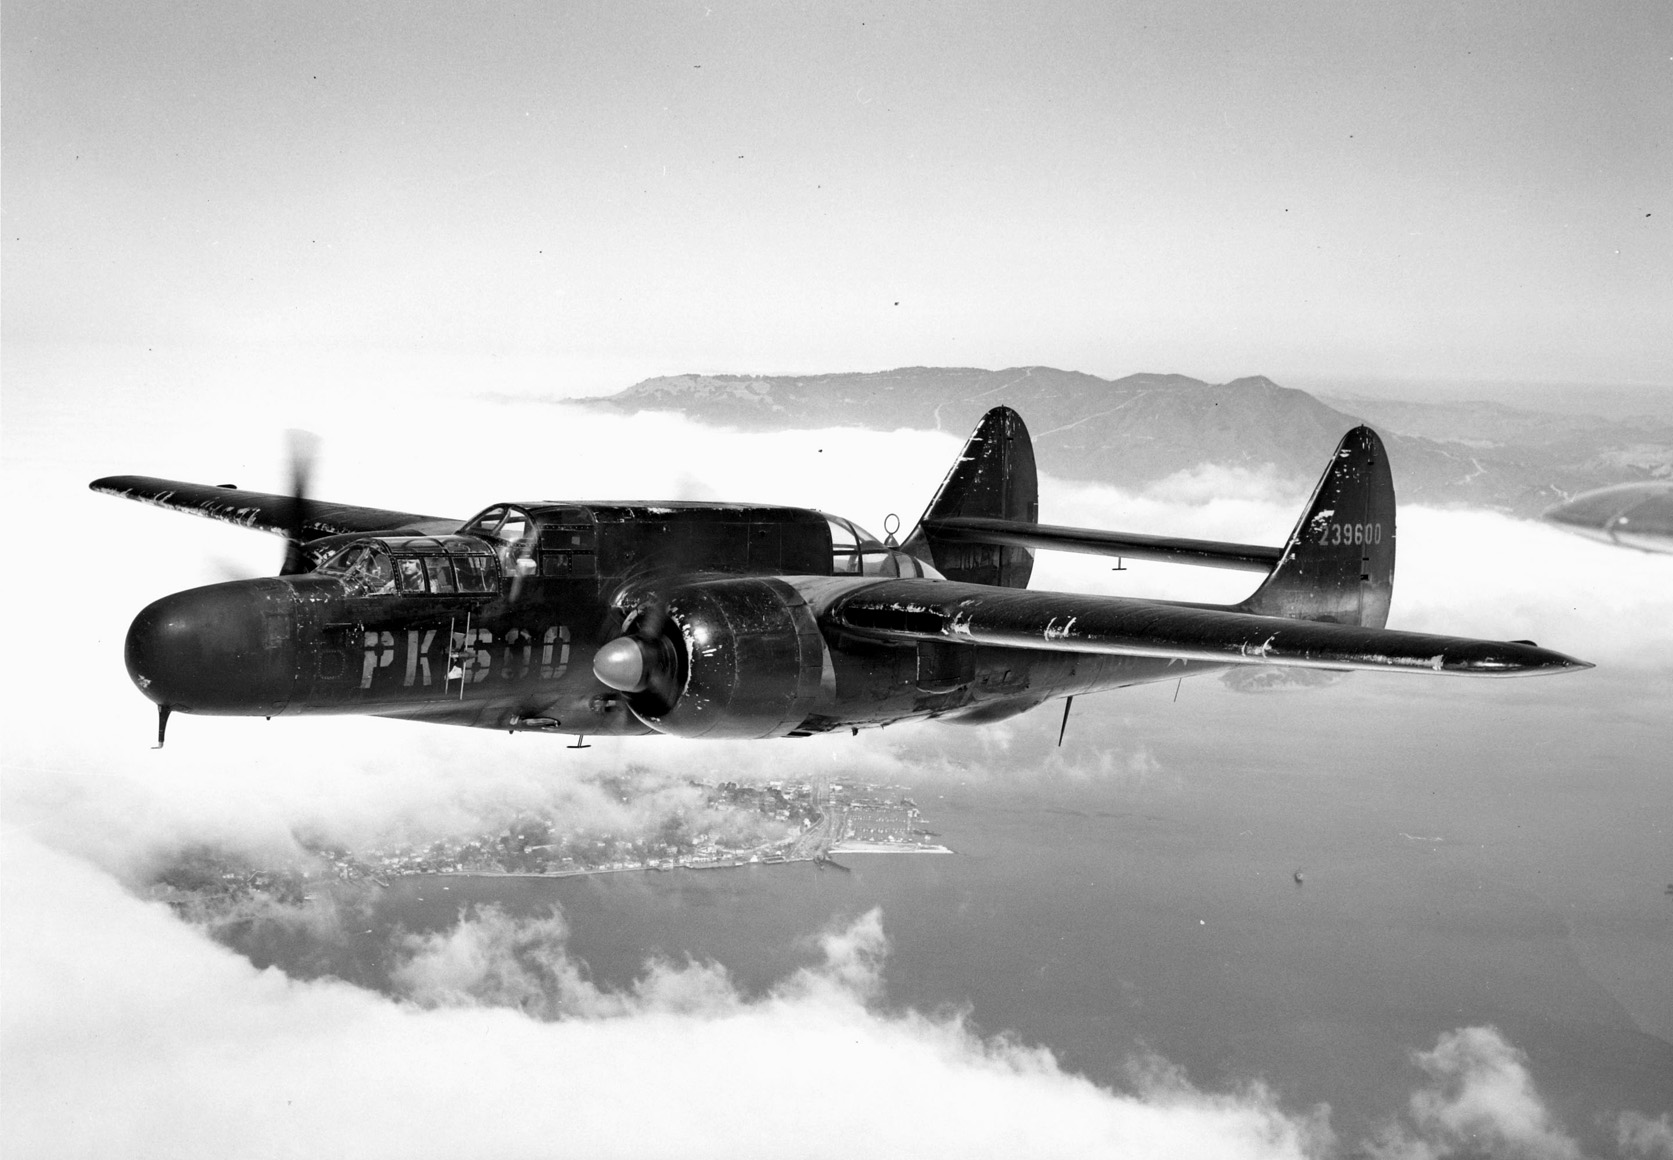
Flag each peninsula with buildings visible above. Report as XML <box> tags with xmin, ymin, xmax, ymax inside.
<box><xmin>363</xmin><ymin>779</ymin><xmax>950</xmax><ymax>878</ymax></box>
<box><xmin>146</xmin><ymin>779</ymin><xmax>950</xmax><ymax>921</ymax></box>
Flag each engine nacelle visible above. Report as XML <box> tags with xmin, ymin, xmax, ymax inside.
<box><xmin>627</xmin><ymin>577</ymin><xmax>834</xmax><ymax>739</ymax></box>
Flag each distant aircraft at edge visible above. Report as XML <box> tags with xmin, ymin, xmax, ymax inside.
<box><xmin>1543</xmin><ymin>481</ymin><xmax>1673</xmax><ymax>555</ymax></box>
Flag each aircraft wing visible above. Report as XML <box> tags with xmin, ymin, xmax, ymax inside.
<box><xmin>826</xmin><ymin>579</ymin><xmax>1590</xmax><ymax>677</ymax></box>
<box><xmin>922</xmin><ymin>516</ymin><xmax>1282</xmax><ymax>572</ymax></box>
<box><xmin>1542</xmin><ymin>481</ymin><xmax>1673</xmax><ymax>555</ymax></box>
<box><xmin>90</xmin><ymin>475</ymin><xmax>460</xmax><ymax>540</ymax></box>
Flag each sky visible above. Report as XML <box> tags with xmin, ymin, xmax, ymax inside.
<box><xmin>4</xmin><ymin>3</ymin><xmax>1672</xmax><ymax>1156</ymax></box>
<box><xmin>5</xmin><ymin>0</ymin><xmax>1671</xmax><ymax>395</ymax></box>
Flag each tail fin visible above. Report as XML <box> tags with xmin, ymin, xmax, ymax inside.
<box><xmin>902</xmin><ymin>406</ymin><xmax>1038</xmax><ymax>588</ymax></box>
<box><xmin>1238</xmin><ymin>426</ymin><xmax>1395</xmax><ymax>627</ymax></box>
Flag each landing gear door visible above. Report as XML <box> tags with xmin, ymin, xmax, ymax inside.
<box><xmin>916</xmin><ymin>641</ymin><xmax>975</xmax><ymax>693</ymax></box>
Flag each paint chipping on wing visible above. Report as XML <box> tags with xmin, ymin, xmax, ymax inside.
<box><xmin>1043</xmin><ymin>615</ymin><xmax>1078</xmax><ymax>642</ymax></box>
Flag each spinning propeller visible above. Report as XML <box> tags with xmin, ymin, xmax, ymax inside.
<box><xmin>205</xmin><ymin>429</ymin><xmax>323</xmax><ymax>581</ymax></box>
<box><xmin>278</xmin><ymin>429</ymin><xmax>320</xmax><ymax>575</ymax></box>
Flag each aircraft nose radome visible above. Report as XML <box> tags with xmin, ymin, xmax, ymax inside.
<box><xmin>125</xmin><ymin>580</ymin><xmax>299</xmax><ymax>713</ymax></box>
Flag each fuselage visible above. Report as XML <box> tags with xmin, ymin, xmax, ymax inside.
<box><xmin>124</xmin><ymin>501</ymin><xmax>1205</xmax><ymax>738</ymax></box>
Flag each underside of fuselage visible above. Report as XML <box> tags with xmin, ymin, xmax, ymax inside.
<box><xmin>359</xmin><ymin>635</ymin><xmax>1210</xmax><ymax>736</ymax></box>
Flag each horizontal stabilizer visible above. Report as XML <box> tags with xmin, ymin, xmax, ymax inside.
<box><xmin>922</xmin><ymin>516</ymin><xmax>1282</xmax><ymax>573</ymax></box>
<box><xmin>829</xmin><ymin>579</ymin><xmax>1591</xmax><ymax>678</ymax></box>
<box><xmin>90</xmin><ymin>476</ymin><xmax>459</xmax><ymax>541</ymax></box>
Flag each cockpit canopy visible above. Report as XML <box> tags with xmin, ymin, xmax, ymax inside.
<box><xmin>316</xmin><ymin>535</ymin><xmax>501</xmax><ymax>596</ymax></box>
<box><xmin>341</xmin><ymin>503</ymin><xmax>942</xmax><ymax>587</ymax></box>
<box><xmin>460</xmin><ymin>505</ymin><xmax>536</xmax><ymax>551</ymax></box>
<box><xmin>825</xmin><ymin>514</ymin><xmax>942</xmax><ymax>579</ymax></box>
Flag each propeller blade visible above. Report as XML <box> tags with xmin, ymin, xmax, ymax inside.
<box><xmin>280</xmin><ymin>429</ymin><xmax>320</xmax><ymax>575</ymax></box>
<box><xmin>632</xmin><ymin>589</ymin><xmax>669</xmax><ymax>640</ymax></box>
<box><xmin>210</xmin><ymin>556</ymin><xmax>254</xmax><ymax>582</ymax></box>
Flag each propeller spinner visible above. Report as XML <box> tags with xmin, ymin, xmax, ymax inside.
<box><xmin>592</xmin><ymin>599</ymin><xmax>684</xmax><ymax>713</ymax></box>
<box><xmin>592</xmin><ymin>637</ymin><xmax>662</xmax><ymax>693</ymax></box>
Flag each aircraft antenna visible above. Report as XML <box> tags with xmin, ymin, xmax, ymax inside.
<box><xmin>1056</xmin><ymin>695</ymin><xmax>1073</xmax><ymax>747</ymax></box>
<box><xmin>153</xmin><ymin>704</ymin><xmax>172</xmax><ymax>749</ymax></box>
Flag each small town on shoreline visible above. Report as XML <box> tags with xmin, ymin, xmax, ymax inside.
<box><xmin>147</xmin><ymin>779</ymin><xmax>951</xmax><ymax>918</ymax></box>
<box><xmin>360</xmin><ymin>777</ymin><xmax>951</xmax><ymax>880</ymax></box>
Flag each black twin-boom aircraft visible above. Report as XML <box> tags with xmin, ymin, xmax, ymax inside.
<box><xmin>93</xmin><ymin>408</ymin><xmax>1590</xmax><ymax>747</ymax></box>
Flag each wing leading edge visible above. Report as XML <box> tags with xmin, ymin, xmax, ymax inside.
<box><xmin>827</xmin><ymin>579</ymin><xmax>1590</xmax><ymax>677</ymax></box>
<box><xmin>90</xmin><ymin>476</ymin><xmax>459</xmax><ymax>540</ymax></box>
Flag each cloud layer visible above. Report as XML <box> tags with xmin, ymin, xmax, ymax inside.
<box><xmin>7</xmin><ymin>835</ymin><xmax>1336</xmax><ymax>1160</ymax></box>
<box><xmin>6</xmin><ymin>397</ymin><xmax>1668</xmax><ymax>1157</ymax></box>
<box><xmin>14</xmin><ymin>830</ymin><xmax>1660</xmax><ymax>1160</ymax></box>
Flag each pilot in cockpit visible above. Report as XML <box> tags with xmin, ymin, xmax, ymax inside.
<box><xmin>472</xmin><ymin>507</ymin><xmax>539</xmax><ymax>579</ymax></box>
<box><xmin>364</xmin><ymin>548</ymin><xmax>395</xmax><ymax>595</ymax></box>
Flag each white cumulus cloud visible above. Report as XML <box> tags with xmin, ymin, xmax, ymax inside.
<box><xmin>5</xmin><ymin>835</ymin><xmax>1335</xmax><ymax>1160</ymax></box>
<box><xmin>1365</xmin><ymin>1026</ymin><xmax>1583</xmax><ymax>1160</ymax></box>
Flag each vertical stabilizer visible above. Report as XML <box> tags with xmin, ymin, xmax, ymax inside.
<box><xmin>902</xmin><ymin>406</ymin><xmax>1038</xmax><ymax>588</ymax></box>
<box><xmin>1238</xmin><ymin>426</ymin><xmax>1395</xmax><ymax>627</ymax></box>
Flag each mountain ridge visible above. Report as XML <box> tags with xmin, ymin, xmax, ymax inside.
<box><xmin>566</xmin><ymin>367</ymin><xmax>1673</xmax><ymax>516</ymax></box>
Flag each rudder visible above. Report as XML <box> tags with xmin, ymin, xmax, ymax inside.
<box><xmin>1238</xmin><ymin>426</ymin><xmax>1395</xmax><ymax>627</ymax></box>
<box><xmin>902</xmin><ymin>406</ymin><xmax>1038</xmax><ymax>588</ymax></box>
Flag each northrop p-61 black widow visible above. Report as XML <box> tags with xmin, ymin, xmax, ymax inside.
<box><xmin>95</xmin><ymin>408</ymin><xmax>1590</xmax><ymax>747</ymax></box>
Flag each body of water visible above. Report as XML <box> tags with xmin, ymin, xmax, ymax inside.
<box><xmin>228</xmin><ymin>669</ymin><xmax>1673</xmax><ymax>1150</ymax></box>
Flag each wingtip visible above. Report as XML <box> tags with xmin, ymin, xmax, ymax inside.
<box><xmin>1448</xmin><ymin>639</ymin><xmax>1596</xmax><ymax>677</ymax></box>
<box><xmin>1521</xmin><ymin>641</ymin><xmax>1595</xmax><ymax>674</ymax></box>
<box><xmin>1528</xmin><ymin>647</ymin><xmax>1595</xmax><ymax>676</ymax></box>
